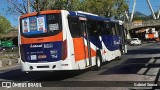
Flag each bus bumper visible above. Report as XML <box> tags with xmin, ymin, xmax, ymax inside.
<box><xmin>21</xmin><ymin>61</ymin><xmax>63</xmax><ymax>72</ymax></box>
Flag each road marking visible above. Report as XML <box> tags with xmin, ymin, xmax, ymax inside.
<box><xmin>148</xmin><ymin>58</ymin><xmax>155</xmax><ymax>63</ymax></box>
<box><xmin>146</xmin><ymin>68</ymin><xmax>159</xmax><ymax>76</ymax></box>
<box><xmin>155</xmin><ymin>59</ymin><xmax>160</xmax><ymax>63</ymax></box>
<box><xmin>145</xmin><ymin>58</ymin><xmax>155</xmax><ymax>67</ymax></box>
<box><xmin>137</xmin><ymin>68</ymin><xmax>148</xmax><ymax>75</ymax></box>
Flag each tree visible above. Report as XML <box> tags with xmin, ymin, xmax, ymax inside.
<box><xmin>114</xmin><ymin>0</ymin><xmax>129</xmax><ymax>19</ymax></box>
<box><xmin>6</xmin><ymin>0</ymin><xmax>28</xmax><ymax>15</ymax></box>
<box><xmin>0</xmin><ymin>15</ymin><xmax>12</xmax><ymax>38</ymax></box>
<box><xmin>6</xmin><ymin>0</ymin><xmax>68</xmax><ymax>15</ymax></box>
<box><xmin>6</xmin><ymin>0</ymin><xmax>128</xmax><ymax>19</ymax></box>
<box><xmin>73</xmin><ymin>0</ymin><xmax>128</xmax><ymax>18</ymax></box>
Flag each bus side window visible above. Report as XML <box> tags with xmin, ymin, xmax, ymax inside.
<box><xmin>68</xmin><ymin>16</ymin><xmax>82</xmax><ymax>38</ymax></box>
<box><xmin>104</xmin><ymin>22</ymin><xmax>111</xmax><ymax>35</ymax></box>
<box><xmin>115</xmin><ymin>23</ymin><xmax>120</xmax><ymax>35</ymax></box>
<box><xmin>87</xmin><ymin>19</ymin><xmax>98</xmax><ymax>36</ymax></box>
<box><xmin>119</xmin><ymin>24</ymin><xmax>125</xmax><ymax>36</ymax></box>
<box><xmin>110</xmin><ymin>23</ymin><xmax>116</xmax><ymax>35</ymax></box>
<box><xmin>97</xmin><ymin>21</ymin><xmax>105</xmax><ymax>36</ymax></box>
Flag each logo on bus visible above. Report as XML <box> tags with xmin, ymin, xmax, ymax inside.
<box><xmin>38</xmin><ymin>54</ymin><xmax>47</xmax><ymax>59</ymax></box>
<box><xmin>30</xmin><ymin>44</ymin><xmax>43</xmax><ymax>48</ymax></box>
<box><xmin>50</xmin><ymin>50</ymin><xmax>58</xmax><ymax>58</ymax></box>
<box><xmin>44</xmin><ymin>43</ymin><xmax>53</xmax><ymax>48</ymax></box>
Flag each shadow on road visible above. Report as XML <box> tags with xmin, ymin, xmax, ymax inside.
<box><xmin>100</xmin><ymin>47</ymin><xmax>160</xmax><ymax>75</ymax></box>
<box><xmin>127</xmin><ymin>49</ymin><xmax>160</xmax><ymax>54</ymax></box>
<box><xmin>100</xmin><ymin>58</ymin><xmax>152</xmax><ymax>75</ymax></box>
<box><xmin>0</xmin><ymin>68</ymin><xmax>89</xmax><ymax>81</ymax></box>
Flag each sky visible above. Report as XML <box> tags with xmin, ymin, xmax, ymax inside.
<box><xmin>0</xmin><ymin>0</ymin><xmax>160</xmax><ymax>27</ymax></box>
<box><xmin>128</xmin><ymin>0</ymin><xmax>160</xmax><ymax>15</ymax></box>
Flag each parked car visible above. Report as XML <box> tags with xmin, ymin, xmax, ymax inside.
<box><xmin>130</xmin><ymin>38</ymin><xmax>141</xmax><ymax>45</ymax></box>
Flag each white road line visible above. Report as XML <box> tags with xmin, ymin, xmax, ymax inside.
<box><xmin>138</xmin><ymin>58</ymin><xmax>155</xmax><ymax>75</ymax></box>
<box><xmin>137</xmin><ymin>68</ymin><xmax>148</xmax><ymax>75</ymax></box>
<box><xmin>155</xmin><ymin>59</ymin><xmax>160</xmax><ymax>63</ymax></box>
<box><xmin>146</xmin><ymin>68</ymin><xmax>159</xmax><ymax>76</ymax></box>
<box><xmin>148</xmin><ymin>58</ymin><xmax>155</xmax><ymax>63</ymax></box>
<box><xmin>145</xmin><ymin>58</ymin><xmax>155</xmax><ymax>67</ymax></box>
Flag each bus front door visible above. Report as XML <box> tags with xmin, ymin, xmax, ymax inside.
<box><xmin>80</xmin><ymin>21</ymin><xmax>92</xmax><ymax>67</ymax></box>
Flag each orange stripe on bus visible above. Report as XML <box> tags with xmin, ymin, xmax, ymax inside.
<box><xmin>40</xmin><ymin>10</ymin><xmax>61</xmax><ymax>15</ymax></box>
<box><xmin>21</xmin><ymin>32</ymin><xmax>63</xmax><ymax>44</ymax></box>
<box><xmin>73</xmin><ymin>38</ymin><xmax>96</xmax><ymax>62</ymax></box>
<box><xmin>20</xmin><ymin>10</ymin><xmax>61</xmax><ymax>19</ymax></box>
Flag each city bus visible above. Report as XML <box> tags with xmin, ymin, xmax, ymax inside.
<box><xmin>18</xmin><ymin>10</ymin><xmax>127</xmax><ymax>72</ymax></box>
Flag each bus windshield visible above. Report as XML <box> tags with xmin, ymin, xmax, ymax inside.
<box><xmin>20</xmin><ymin>13</ymin><xmax>62</xmax><ymax>37</ymax></box>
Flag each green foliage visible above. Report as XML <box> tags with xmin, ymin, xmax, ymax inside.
<box><xmin>72</xmin><ymin>0</ymin><xmax>128</xmax><ymax>19</ymax></box>
<box><xmin>132</xmin><ymin>11</ymin><xmax>153</xmax><ymax>21</ymax></box>
<box><xmin>0</xmin><ymin>16</ymin><xmax>12</xmax><ymax>33</ymax></box>
<box><xmin>6</xmin><ymin>0</ymin><xmax>128</xmax><ymax>19</ymax></box>
<box><xmin>0</xmin><ymin>15</ymin><xmax>12</xmax><ymax>38</ymax></box>
<box><xmin>114</xmin><ymin>0</ymin><xmax>129</xmax><ymax>19</ymax></box>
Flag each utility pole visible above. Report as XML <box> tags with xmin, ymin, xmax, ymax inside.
<box><xmin>130</xmin><ymin>0</ymin><xmax>136</xmax><ymax>22</ymax></box>
<box><xmin>157</xmin><ymin>7</ymin><xmax>160</xmax><ymax>19</ymax></box>
<box><xmin>27</xmin><ymin>0</ymin><xmax>30</xmax><ymax>13</ymax></box>
<box><xmin>146</xmin><ymin>0</ymin><xmax>157</xmax><ymax>19</ymax></box>
<box><xmin>125</xmin><ymin>0</ymin><xmax>130</xmax><ymax>22</ymax></box>
<box><xmin>125</xmin><ymin>11</ymin><xmax>130</xmax><ymax>22</ymax></box>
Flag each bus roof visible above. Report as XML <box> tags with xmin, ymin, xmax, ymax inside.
<box><xmin>19</xmin><ymin>10</ymin><xmax>121</xmax><ymax>24</ymax></box>
<box><xmin>20</xmin><ymin>10</ymin><xmax>61</xmax><ymax>19</ymax></box>
<box><xmin>69</xmin><ymin>11</ymin><xmax>111</xmax><ymax>21</ymax></box>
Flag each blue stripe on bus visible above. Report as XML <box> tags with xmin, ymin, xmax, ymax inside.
<box><xmin>102</xmin><ymin>35</ymin><xmax>120</xmax><ymax>51</ymax></box>
<box><xmin>89</xmin><ymin>36</ymin><xmax>102</xmax><ymax>49</ymax></box>
<box><xmin>69</xmin><ymin>11</ymin><xmax>111</xmax><ymax>21</ymax></box>
<box><xmin>87</xmin><ymin>35</ymin><xmax>120</xmax><ymax>51</ymax></box>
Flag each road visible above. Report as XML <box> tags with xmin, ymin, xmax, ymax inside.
<box><xmin>1</xmin><ymin>42</ymin><xmax>160</xmax><ymax>90</ymax></box>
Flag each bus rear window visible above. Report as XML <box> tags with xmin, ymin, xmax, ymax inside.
<box><xmin>21</xmin><ymin>14</ymin><xmax>62</xmax><ymax>37</ymax></box>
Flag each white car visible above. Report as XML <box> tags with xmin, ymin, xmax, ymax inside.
<box><xmin>130</xmin><ymin>38</ymin><xmax>141</xmax><ymax>45</ymax></box>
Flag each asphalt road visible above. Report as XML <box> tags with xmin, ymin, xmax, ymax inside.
<box><xmin>1</xmin><ymin>42</ymin><xmax>160</xmax><ymax>90</ymax></box>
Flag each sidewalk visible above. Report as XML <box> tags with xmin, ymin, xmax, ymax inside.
<box><xmin>0</xmin><ymin>58</ymin><xmax>20</xmax><ymax>68</ymax></box>
<box><xmin>0</xmin><ymin>50</ymin><xmax>20</xmax><ymax>68</ymax></box>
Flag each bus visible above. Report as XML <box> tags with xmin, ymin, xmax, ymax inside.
<box><xmin>18</xmin><ymin>10</ymin><xmax>127</xmax><ymax>72</ymax></box>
